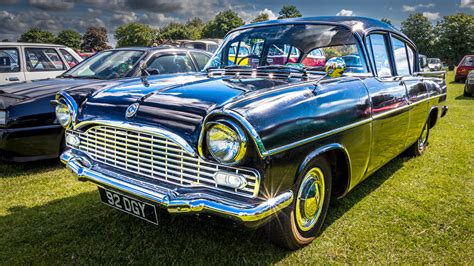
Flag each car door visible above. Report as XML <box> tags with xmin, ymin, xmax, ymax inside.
<box><xmin>390</xmin><ymin>35</ymin><xmax>429</xmax><ymax>149</ymax></box>
<box><xmin>363</xmin><ymin>33</ymin><xmax>410</xmax><ymax>175</ymax></box>
<box><xmin>23</xmin><ymin>46</ymin><xmax>66</xmax><ymax>81</ymax></box>
<box><xmin>0</xmin><ymin>46</ymin><xmax>25</xmax><ymax>84</ymax></box>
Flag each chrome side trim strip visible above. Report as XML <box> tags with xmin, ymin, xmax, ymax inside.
<box><xmin>199</xmin><ymin>93</ymin><xmax>447</xmax><ymax>158</ymax></box>
<box><xmin>74</xmin><ymin>120</ymin><xmax>197</xmax><ymax>156</ymax></box>
<box><xmin>61</xmin><ymin>150</ymin><xmax>293</xmax><ymax>223</ymax></box>
<box><xmin>265</xmin><ymin>118</ymin><xmax>372</xmax><ymax>156</ymax></box>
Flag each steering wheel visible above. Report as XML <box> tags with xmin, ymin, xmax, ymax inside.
<box><xmin>237</xmin><ymin>54</ymin><xmax>261</xmax><ymax>65</ymax></box>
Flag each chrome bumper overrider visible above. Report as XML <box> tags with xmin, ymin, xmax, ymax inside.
<box><xmin>61</xmin><ymin>150</ymin><xmax>293</xmax><ymax>224</ymax></box>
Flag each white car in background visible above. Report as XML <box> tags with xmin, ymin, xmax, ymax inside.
<box><xmin>0</xmin><ymin>42</ymin><xmax>82</xmax><ymax>85</ymax></box>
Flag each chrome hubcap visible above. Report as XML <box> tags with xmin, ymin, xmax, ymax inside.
<box><xmin>295</xmin><ymin>168</ymin><xmax>325</xmax><ymax>231</ymax></box>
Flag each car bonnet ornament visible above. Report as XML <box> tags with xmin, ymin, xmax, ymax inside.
<box><xmin>126</xmin><ymin>103</ymin><xmax>140</xmax><ymax>119</ymax></box>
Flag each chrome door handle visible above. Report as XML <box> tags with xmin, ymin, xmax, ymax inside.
<box><xmin>8</xmin><ymin>77</ymin><xmax>19</xmax><ymax>81</ymax></box>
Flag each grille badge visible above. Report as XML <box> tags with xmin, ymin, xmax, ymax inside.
<box><xmin>126</xmin><ymin>103</ymin><xmax>139</xmax><ymax>119</ymax></box>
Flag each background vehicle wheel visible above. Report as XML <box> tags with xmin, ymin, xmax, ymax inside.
<box><xmin>264</xmin><ymin>156</ymin><xmax>332</xmax><ymax>250</ymax></box>
<box><xmin>408</xmin><ymin>119</ymin><xmax>430</xmax><ymax>156</ymax></box>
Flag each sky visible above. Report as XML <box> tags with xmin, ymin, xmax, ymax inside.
<box><xmin>0</xmin><ymin>0</ymin><xmax>473</xmax><ymax>46</ymax></box>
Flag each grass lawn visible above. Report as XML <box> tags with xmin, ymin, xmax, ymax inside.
<box><xmin>0</xmin><ymin>71</ymin><xmax>472</xmax><ymax>264</ymax></box>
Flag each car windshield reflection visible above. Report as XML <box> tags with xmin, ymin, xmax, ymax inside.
<box><xmin>62</xmin><ymin>50</ymin><xmax>145</xmax><ymax>80</ymax></box>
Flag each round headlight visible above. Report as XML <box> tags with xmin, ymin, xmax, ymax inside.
<box><xmin>206</xmin><ymin>121</ymin><xmax>247</xmax><ymax>164</ymax></box>
<box><xmin>55</xmin><ymin>100</ymin><xmax>72</xmax><ymax>128</ymax></box>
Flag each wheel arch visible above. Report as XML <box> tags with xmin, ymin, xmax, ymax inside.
<box><xmin>296</xmin><ymin>143</ymin><xmax>352</xmax><ymax>198</ymax></box>
<box><xmin>428</xmin><ymin>105</ymin><xmax>439</xmax><ymax>129</ymax></box>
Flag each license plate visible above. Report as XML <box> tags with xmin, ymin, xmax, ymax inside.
<box><xmin>98</xmin><ymin>187</ymin><xmax>158</xmax><ymax>224</ymax></box>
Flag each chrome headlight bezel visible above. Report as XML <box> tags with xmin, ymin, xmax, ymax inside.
<box><xmin>206</xmin><ymin>120</ymin><xmax>248</xmax><ymax>165</ymax></box>
<box><xmin>53</xmin><ymin>91</ymin><xmax>78</xmax><ymax>129</ymax></box>
<box><xmin>0</xmin><ymin>110</ymin><xmax>7</xmax><ymax>125</ymax></box>
<box><xmin>55</xmin><ymin>99</ymin><xmax>72</xmax><ymax>128</ymax></box>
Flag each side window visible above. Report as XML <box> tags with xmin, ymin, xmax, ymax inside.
<box><xmin>191</xmin><ymin>52</ymin><xmax>210</xmax><ymax>70</ymax></box>
<box><xmin>391</xmin><ymin>37</ymin><xmax>411</xmax><ymax>76</ymax></box>
<box><xmin>25</xmin><ymin>48</ymin><xmax>65</xmax><ymax>71</ymax></box>
<box><xmin>368</xmin><ymin>34</ymin><xmax>392</xmax><ymax>77</ymax></box>
<box><xmin>60</xmin><ymin>49</ymin><xmax>79</xmax><ymax>68</ymax></box>
<box><xmin>147</xmin><ymin>54</ymin><xmax>196</xmax><ymax>74</ymax></box>
<box><xmin>209</xmin><ymin>45</ymin><xmax>218</xmax><ymax>53</ymax></box>
<box><xmin>0</xmin><ymin>48</ymin><xmax>20</xmax><ymax>73</ymax></box>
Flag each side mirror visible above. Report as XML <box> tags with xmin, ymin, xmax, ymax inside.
<box><xmin>325</xmin><ymin>57</ymin><xmax>346</xmax><ymax>78</ymax></box>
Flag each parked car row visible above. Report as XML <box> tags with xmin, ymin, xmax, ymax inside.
<box><xmin>1</xmin><ymin>17</ymin><xmax>450</xmax><ymax>249</ymax></box>
<box><xmin>0</xmin><ymin>42</ymin><xmax>83</xmax><ymax>85</ymax></box>
<box><xmin>0</xmin><ymin>47</ymin><xmax>211</xmax><ymax>161</ymax></box>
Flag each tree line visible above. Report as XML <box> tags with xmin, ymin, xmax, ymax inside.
<box><xmin>5</xmin><ymin>5</ymin><xmax>472</xmax><ymax>65</ymax></box>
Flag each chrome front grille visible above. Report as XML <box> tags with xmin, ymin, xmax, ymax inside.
<box><xmin>68</xmin><ymin>124</ymin><xmax>260</xmax><ymax>198</ymax></box>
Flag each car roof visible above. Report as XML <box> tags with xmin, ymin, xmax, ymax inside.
<box><xmin>101</xmin><ymin>46</ymin><xmax>212</xmax><ymax>55</ymax></box>
<box><xmin>235</xmin><ymin>16</ymin><xmax>405</xmax><ymax>38</ymax></box>
<box><xmin>0</xmin><ymin>42</ymin><xmax>67</xmax><ymax>47</ymax></box>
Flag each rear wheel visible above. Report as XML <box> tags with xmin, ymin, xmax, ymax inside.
<box><xmin>408</xmin><ymin>119</ymin><xmax>430</xmax><ymax>156</ymax></box>
<box><xmin>265</xmin><ymin>156</ymin><xmax>332</xmax><ymax>250</ymax></box>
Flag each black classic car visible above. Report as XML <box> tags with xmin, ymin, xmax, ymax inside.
<box><xmin>0</xmin><ymin>47</ymin><xmax>211</xmax><ymax>162</ymax></box>
<box><xmin>58</xmin><ymin>17</ymin><xmax>448</xmax><ymax>249</ymax></box>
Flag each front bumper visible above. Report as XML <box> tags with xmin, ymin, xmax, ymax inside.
<box><xmin>61</xmin><ymin>150</ymin><xmax>294</xmax><ymax>226</ymax></box>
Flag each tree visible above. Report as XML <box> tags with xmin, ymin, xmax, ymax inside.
<box><xmin>252</xmin><ymin>12</ymin><xmax>270</xmax><ymax>23</ymax></box>
<box><xmin>186</xmin><ymin>18</ymin><xmax>204</xmax><ymax>40</ymax></box>
<box><xmin>401</xmin><ymin>13</ymin><xmax>434</xmax><ymax>55</ymax></box>
<box><xmin>160</xmin><ymin>23</ymin><xmax>192</xmax><ymax>41</ymax></box>
<box><xmin>278</xmin><ymin>5</ymin><xmax>302</xmax><ymax>19</ymax></box>
<box><xmin>81</xmin><ymin>26</ymin><xmax>111</xmax><ymax>51</ymax></box>
<box><xmin>381</xmin><ymin>18</ymin><xmax>393</xmax><ymax>26</ymax></box>
<box><xmin>435</xmin><ymin>13</ymin><xmax>474</xmax><ymax>65</ymax></box>
<box><xmin>19</xmin><ymin>28</ymin><xmax>55</xmax><ymax>43</ymax></box>
<box><xmin>202</xmin><ymin>10</ymin><xmax>244</xmax><ymax>38</ymax></box>
<box><xmin>55</xmin><ymin>29</ymin><xmax>81</xmax><ymax>50</ymax></box>
<box><xmin>115</xmin><ymin>23</ymin><xmax>157</xmax><ymax>48</ymax></box>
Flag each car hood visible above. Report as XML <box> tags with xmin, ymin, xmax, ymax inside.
<box><xmin>0</xmin><ymin>78</ymin><xmax>93</xmax><ymax>109</ymax></box>
<box><xmin>80</xmin><ymin>73</ymin><xmax>292</xmax><ymax>147</ymax></box>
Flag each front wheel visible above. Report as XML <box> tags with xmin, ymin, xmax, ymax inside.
<box><xmin>408</xmin><ymin>120</ymin><xmax>430</xmax><ymax>156</ymax></box>
<box><xmin>264</xmin><ymin>156</ymin><xmax>332</xmax><ymax>250</ymax></box>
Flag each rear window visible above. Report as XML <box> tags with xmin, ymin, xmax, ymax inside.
<box><xmin>0</xmin><ymin>48</ymin><xmax>20</xmax><ymax>73</ymax></box>
<box><xmin>25</xmin><ymin>48</ymin><xmax>65</xmax><ymax>71</ymax></box>
<box><xmin>60</xmin><ymin>49</ymin><xmax>79</xmax><ymax>68</ymax></box>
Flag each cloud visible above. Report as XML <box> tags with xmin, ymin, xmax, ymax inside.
<box><xmin>124</xmin><ymin>0</ymin><xmax>182</xmax><ymax>13</ymax></box>
<box><xmin>423</xmin><ymin>11</ymin><xmax>440</xmax><ymax>20</ymax></box>
<box><xmin>28</xmin><ymin>0</ymin><xmax>75</xmax><ymax>11</ymax></box>
<box><xmin>260</xmin><ymin>8</ymin><xmax>277</xmax><ymax>20</ymax></box>
<box><xmin>402</xmin><ymin>3</ymin><xmax>436</xmax><ymax>12</ymax></box>
<box><xmin>0</xmin><ymin>0</ymin><xmax>19</xmax><ymax>4</ymax></box>
<box><xmin>460</xmin><ymin>0</ymin><xmax>474</xmax><ymax>10</ymax></box>
<box><xmin>336</xmin><ymin>9</ymin><xmax>354</xmax><ymax>16</ymax></box>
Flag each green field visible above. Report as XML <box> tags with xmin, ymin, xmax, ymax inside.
<box><xmin>1</xmin><ymin>72</ymin><xmax>473</xmax><ymax>264</ymax></box>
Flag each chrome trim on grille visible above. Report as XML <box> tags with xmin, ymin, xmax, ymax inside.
<box><xmin>68</xmin><ymin>123</ymin><xmax>260</xmax><ymax>198</ymax></box>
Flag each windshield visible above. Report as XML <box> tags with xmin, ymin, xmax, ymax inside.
<box><xmin>205</xmin><ymin>24</ymin><xmax>369</xmax><ymax>74</ymax></box>
<box><xmin>461</xmin><ymin>56</ymin><xmax>474</xmax><ymax>66</ymax></box>
<box><xmin>63</xmin><ymin>50</ymin><xmax>144</xmax><ymax>79</ymax></box>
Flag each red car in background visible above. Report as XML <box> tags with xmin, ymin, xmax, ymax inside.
<box><xmin>455</xmin><ymin>55</ymin><xmax>474</xmax><ymax>82</ymax></box>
